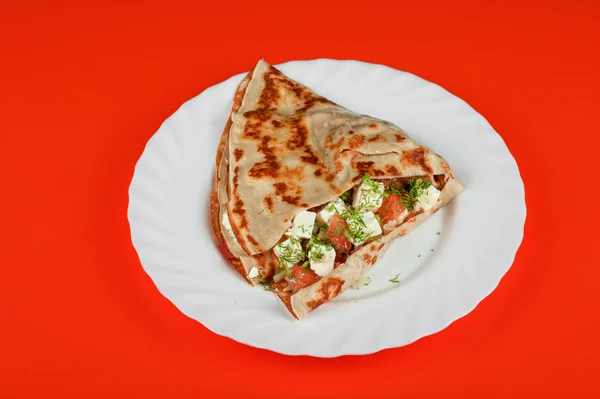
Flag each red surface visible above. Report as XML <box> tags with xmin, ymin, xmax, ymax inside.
<box><xmin>1</xmin><ymin>1</ymin><xmax>599</xmax><ymax>397</ymax></box>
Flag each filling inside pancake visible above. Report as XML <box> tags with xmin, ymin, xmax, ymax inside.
<box><xmin>232</xmin><ymin>173</ymin><xmax>448</xmax><ymax>294</ymax></box>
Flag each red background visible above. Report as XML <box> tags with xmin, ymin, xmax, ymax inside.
<box><xmin>2</xmin><ymin>1</ymin><xmax>599</xmax><ymax>397</ymax></box>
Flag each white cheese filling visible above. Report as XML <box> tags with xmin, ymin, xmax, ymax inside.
<box><xmin>352</xmin><ymin>179</ymin><xmax>385</xmax><ymax>211</ymax></box>
<box><xmin>316</xmin><ymin>198</ymin><xmax>348</xmax><ymax>225</ymax></box>
<box><xmin>346</xmin><ymin>211</ymin><xmax>382</xmax><ymax>246</ymax></box>
<box><xmin>248</xmin><ymin>267</ymin><xmax>259</xmax><ymax>278</ymax></box>
<box><xmin>221</xmin><ymin>212</ymin><xmax>233</xmax><ymax>232</ymax></box>
<box><xmin>286</xmin><ymin>210</ymin><xmax>316</xmax><ymax>239</ymax></box>
<box><xmin>415</xmin><ymin>185</ymin><xmax>441</xmax><ymax>212</ymax></box>
<box><xmin>308</xmin><ymin>242</ymin><xmax>336</xmax><ymax>277</ymax></box>
<box><xmin>273</xmin><ymin>237</ymin><xmax>305</xmax><ymax>268</ymax></box>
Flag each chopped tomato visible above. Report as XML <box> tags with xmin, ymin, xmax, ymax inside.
<box><xmin>376</xmin><ymin>193</ymin><xmax>406</xmax><ymax>224</ymax></box>
<box><xmin>327</xmin><ymin>214</ymin><xmax>352</xmax><ymax>252</ymax></box>
<box><xmin>288</xmin><ymin>266</ymin><xmax>321</xmax><ymax>293</ymax></box>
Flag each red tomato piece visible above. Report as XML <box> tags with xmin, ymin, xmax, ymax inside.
<box><xmin>288</xmin><ymin>266</ymin><xmax>321</xmax><ymax>293</ymax></box>
<box><xmin>327</xmin><ymin>214</ymin><xmax>352</xmax><ymax>252</ymax></box>
<box><xmin>376</xmin><ymin>193</ymin><xmax>406</xmax><ymax>224</ymax></box>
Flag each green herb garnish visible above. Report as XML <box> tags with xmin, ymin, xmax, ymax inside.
<box><xmin>356</xmin><ymin>174</ymin><xmax>385</xmax><ymax>210</ymax></box>
<box><xmin>345</xmin><ymin>213</ymin><xmax>374</xmax><ymax>244</ymax></box>
<box><xmin>259</xmin><ymin>280</ymin><xmax>274</xmax><ymax>291</ymax></box>
<box><xmin>313</xmin><ymin>221</ymin><xmax>328</xmax><ymax>236</ymax></box>
<box><xmin>389</xmin><ymin>273</ymin><xmax>401</xmax><ymax>283</ymax></box>
<box><xmin>436</xmin><ymin>231</ymin><xmax>441</xmax><ymax>235</ymax></box>
<box><xmin>275</xmin><ymin>238</ymin><xmax>305</xmax><ymax>267</ymax></box>
<box><xmin>386</xmin><ymin>178</ymin><xmax>432</xmax><ymax>210</ymax></box>
<box><xmin>363</xmin><ymin>276</ymin><xmax>371</xmax><ymax>286</ymax></box>
<box><xmin>340</xmin><ymin>190</ymin><xmax>351</xmax><ymax>202</ymax></box>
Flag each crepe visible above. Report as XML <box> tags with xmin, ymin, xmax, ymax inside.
<box><xmin>211</xmin><ymin>59</ymin><xmax>463</xmax><ymax>319</ymax></box>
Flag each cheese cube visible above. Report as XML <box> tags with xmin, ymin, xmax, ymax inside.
<box><xmin>316</xmin><ymin>198</ymin><xmax>348</xmax><ymax>225</ymax></box>
<box><xmin>415</xmin><ymin>185</ymin><xmax>441</xmax><ymax>212</ymax></box>
<box><xmin>352</xmin><ymin>179</ymin><xmax>385</xmax><ymax>211</ymax></box>
<box><xmin>273</xmin><ymin>237</ymin><xmax>305</xmax><ymax>268</ymax></box>
<box><xmin>286</xmin><ymin>210</ymin><xmax>316</xmax><ymax>239</ymax></box>
<box><xmin>308</xmin><ymin>242</ymin><xmax>336</xmax><ymax>277</ymax></box>
<box><xmin>346</xmin><ymin>211</ymin><xmax>383</xmax><ymax>246</ymax></box>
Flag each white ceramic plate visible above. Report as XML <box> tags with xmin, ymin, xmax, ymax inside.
<box><xmin>128</xmin><ymin>59</ymin><xmax>526</xmax><ymax>357</ymax></box>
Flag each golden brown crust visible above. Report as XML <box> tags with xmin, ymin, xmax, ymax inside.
<box><xmin>306</xmin><ymin>277</ymin><xmax>345</xmax><ymax>310</ymax></box>
<box><xmin>271</xmin><ymin>279</ymin><xmax>298</xmax><ymax>319</ymax></box>
<box><xmin>210</xmin><ymin>189</ymin><xmax>223</xmax><ymax>245</ymax></box>
<box><xmin>211</xmin><ymin>66</ymin><xmax>256</xmax><ymax>284</ymax></box>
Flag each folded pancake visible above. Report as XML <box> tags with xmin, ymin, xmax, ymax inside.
<box><xmin>211</xmin><ymin>59</ymin><xmax>463</xmax><ymax>319</ymax></box>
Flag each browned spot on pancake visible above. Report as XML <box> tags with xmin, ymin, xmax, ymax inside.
<box><xmin>210</xmin><ymin>191</ymin><xmax>223</xmax><ymax>245</ymax></box>
<box><xmin>327</xmin><ymin>136</ymin><xmax>347</xmax><ymax>152</ymax></box>
<box><xmin>370</xmin><ymin>244</ymin><xmax>377</xmax><ymax>251</ymax></box>
<box><xmin>348</xmin><ymin>135</ymin><xmax>366</xmax><ymax>149</ymax></box>
<box><xmin>373</xmin><ymin>169</ymin><xmax>385</xmax><ymax>176</ymax></box>
<box><xmin>301</xmin><ymin>148</ymin><xmax>319</xmax><ymax>164</ymax></box>
<box><xmin>271</xmin><ymin>120</ymin><xmax>282</xmax><ymax>128</ymax></box>
<box><xmin>378</xmin><ymin>243</ymin><xmax>385</xmax><ymax>251</ymax></box>
<box><xmin>363</xmin><ymin>253</ymin><xmax>372</xmax><ymax>263</ymax></box>
<box><xmin>283</xmin><ymin>218</ymin><xmax>289</xmax><ymax>223</ymax></box>
<box><xmin>248</xmin><ymin>160</ymin><xmax>280</xmax><ymax>178</ymax></box>
<box><xmin>306</xmin><ymin>277</ymin><xmax>345</xmax><ymax>310</ymax></box>
<box><xmin>231</xmin><ymin>198</ymin><xmax>248</xmax><ymax>229</ymax></box>
<box><xmin>242</xmin><ymin>110</ymin><xmax>272</xmax><ymax>139</ymax></box>
<box><xmin>243</xmin><ymin>122</ymin><xmax>261</xmax><ymax>139</ymax></box>
<box><xmin>248</xmin><ymin>136</ymin><xmax>281</xmax><ymax>178</ymax></box>
<box><xmin>370</xmin><ymin>255</ymin><xmax>378</xmax><ymax>265</ymax></box>
<box><xmin>282</xmin><ymin>195</ymin><xmax>307</xmax><ymax>207</ymax></box>
<box><xmin>386</xmin><ymin>165</ymin><xmax>400</xmax><ymax>175</ymax></box>
<box><xmin>243</xmin><ymin>109</ymin><xmax>272</xmax><ymax>122</ymax></box>
<box><xmin>296</xmin><ymin>95</ymin><xmax>333</xmax><ymax>114</ymax></box>
<box><xmin>233</xmin><ymin>167</ymin><xmax>240</xmax><ymax>191</ymax></box>
<box><xmin>233</xmin><ymin>148</ymin><xmax>244</xmax><ymax>162</ymax></box>
<box><xmin>287</xmin><ymin>119</ymin><xmax>308</xmax><ymax>150</ymax></box>
<box><xmin>369</xmin><ymin>123</ymin><xmax>378</xmax><ymax>128</ymax></box>
<box><xmin>282</xmin><ymin>79</ymin><xmax>304</xmax><ymax>99</ymax></box>
<box><xmin>258</xmin><ymin>70</ymin><xmax>282</xmax><ymax>107</ymax></box>
<box><xmin>348</xmin><ymin>130</ymin><xmax>354</xmax><ymax>134</ymax></box>
<box><xmin>246</xmin><ymin>235</ymin><xmax>258</xmax><ymax>246</ymax></box>
<box><xmin>395</xmin><ymin>134</ymin><xmax>406</xmax><ymax>143</ymax></box>
<box><xmin>314</xmin><ymin>169</ymin><xmax>322</xmax><ymax>177</ymax></box>
<box><xmin>326</xmin><ymin>173</ymin><xmax>337</xmax><ymax>182</ymax></box>
<box><xmin>401</xmin><ymin>148</ymin><xmax>433</xmax><ymax>174</ymax></box>
<box><xmin>352</xmin><ymin>174</ymin><xmax>363</xmax><ymax>183</ymax></box>
<box><xmin>325</xmin><ymin>135</ymin><xmax>334</xmax><ymax>149</ymax></box>
<box><xmin>368</xmin><ymin>134</ymin><xmax>387</xmax><ymax>143</ymax></box>
<box><xmin>356</xmin><ymin>161</ymin><xmax>374</xmax><ymax>169</ymax></box>
<box><xmin>263</xmin><ymin>195</ymin><xmax>274</xmax><ymax>212</ymax></box>
<box><xmin>281</xmin><ymin>166</ymin><xmax>304</xmax><ymax>181</ymax></box>
<box><xmin>273</xmin><ymin>182</ymin><xmax>287</xmax><ymax>195</ymax></box>
<box><xmin>355</xmin><ymin>161</ymin><xmax>375</xmax><ymax>175</ymax></box>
